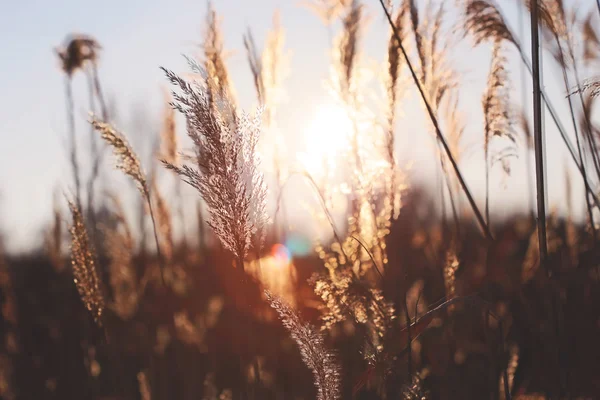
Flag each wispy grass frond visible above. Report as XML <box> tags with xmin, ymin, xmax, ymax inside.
<box><xmin>483</xmin><ymin>41</ymin><xmax>516</xmax><ymax>153</ymax></box>
<box><xmin>162</xmin><ymin>64</ymin><xmax>269</xmax><ymax>262</ymax></box>
<box><xmin>583</xmin><ymin>11</ymin><xmax>600</xmax><ymax>64</ymax></box>
<box><xmin>90</xmin><ymin>116</ymin><xmax>148</xmax><ymax>196</ymax></box>
<box><xmin>68</xmin><ymin>200</ymin><xmax>104</xmax><ymax>325</ymax></box>
<box><xmin>301</xmin><ymin>0</ymin><xmax>351</xmax><ymax>26</ymax></box>
<box><xmin>339</xmin><ymin>0</ymin><xmax>362</xmax><ymax>94</ymax></box>
<box><xmin>407</xmin><ymin>0</ymin><xmax>426</xmax><ymax>82</ymax></box>
<box><xmin>90</xmin><ymin>115</ymin><xmax>167</xmax><ymax>284</ymax></box>
<box><xmin>244</xmin><ymin>28</ymin><xmax>264</xmax><ymax>105</ymax></box>
<box><xmin>203</xmin><ymin>2</ymin><xmax>236</xmax><ymax>112</ymax></box>
<box><xmin>525</xmin><ymin>0</ymin><xmax>567</xmax><ymax>40</ymax></box>
<box><xmin>463</xmin><ymin>0</ymin><xmax>515</xmax><ymax>46</ymax></box>
<box><xmin>568</xmin><ymin>77</ymin><xmax>600</xmax><ymax>98</ymax></box>
<box><xmin>387</xmin><ymin>4</ymin><xmax>407</xmax><ymax>119</ymax></box>
<box><xmin>266</xmin><ymin>291</ymin><xmax>341</xmax><ymax>400</ymax></box>
<box><xmin>262</xmin><ymin>11</ymin><xmax>289</xmax><ymax>126</ymax></box>
<box><xmin>160</xmin><ymin>90</ymin><xmax>178</xmax><ymax>165</ymax></box>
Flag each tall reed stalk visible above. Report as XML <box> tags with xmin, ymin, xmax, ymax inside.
<box><xmin>378</xmin><ymin>0</ymin><xmax>493</xmax><ymax>241</ymax></box>
<box><xmin>90</xmin><ymin>117</ymin><xmax>167</xmax><ymax>285</ymax></box>
<box><xmin>85</xmin><ymin>60</ymin><xmax>109</xmax><ymax>233</ymax></box>
<box><xmin>464</xmin><ymin>0</ymin><xmax>600</xmax><ymax>210</ymax></box>
<box><xmin>529</xmin><ymin>0</ymin><xmax>547</xmax><ymax>278</ymax></box>
<box><xmin>64</xmin><ymin>76</ymin><xmax>82</xmax><ymax>212</ymax></box>
<box><xmin>530</xmin><ymin>2</ymin><xmax>564</xmax><ymax>396</ymax></box>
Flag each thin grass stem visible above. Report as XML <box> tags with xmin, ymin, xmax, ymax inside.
<box><xmin>378</xmin><ymin>0</ymin><xmax>493</xmax><ymax>241</ymax></box>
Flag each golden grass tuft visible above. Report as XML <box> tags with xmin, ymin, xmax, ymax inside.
<box><xmin>90</xmin><ymin>116</ymin><xmax>148</xmax><ymax>196</ymax></box>
<box><xmin>68</xmin><ymin>200</ymin><xmax>104</xmax><ymax>325</ymax></box>
<box><xmin>463</xmin><ymin>0</ymin><xmax>515</xmax><ymax>46</ymax></box>
<box><xmin>266</xmin><ymin>290</ymin><xmax>341</xmax><ymax>400</ymax></box>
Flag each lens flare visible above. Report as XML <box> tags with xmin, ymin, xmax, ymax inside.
<box><xmin>285</xmin><ymin>233</ymin><xmax>312</xmax><ymax>257</ymax></box>
<box><xmin>271</xmin><ymin>243</ymin><xmax>291</xmax><ymax>267</ymax></box>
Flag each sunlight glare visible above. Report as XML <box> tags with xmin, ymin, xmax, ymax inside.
<box><xmin>297</xmin><ymin>103</ymin><xmax>353</xmax><ymax>177</ymax></box>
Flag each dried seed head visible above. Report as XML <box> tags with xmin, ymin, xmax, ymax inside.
<box><xmin>203</xmin><ymin>2</ymin><xmax>236</xmax><ymax>116</ymax></box>
<box><xmin>89</xmin><ymin>116</ymin><xmax>148</xmax><ymax>196</ymax></box>
<box><xmin>244</xmin><ymin>29</ymin><xmax>264</xmax><ymax>105</ymax></box>
<box><xmin>583</xmin><ymin>12</ymin><xmax>600</xmax><ymax>64</ymax></box>
<box><xmin>482</xmin><ymin>41</ymin><xmax>517</xmax><ymax>172</ymax></box>
<box><xmin>266</xmin><ymin>291</ymin><xmax>341</xmax><ymax>400</ymax></box>
<box><xmin>463</xmin><ymin>0</ymin><xmax>515</xmax><ymax>46</ymax></box>
<box><xmin>568</xmin><ymin>77</ymin><xmax>600</xmax><ymax>98</ymax></box>
<box><xmin>56</xmin><ymin>34</ymin><xmax>101</xmax><ymax>76</ymax></box>
<box><xmin>68</xmin><ymin>200</ymin><xmax>104</xmax><ymax>325</ymax></box>
<box><xmin>339</xmin><ymin>0</ymin><xmax>362</xmax><ymax>94</ymax></box>
<box><xmin>162</xmin><ymin>64</ymin><xmax>269</xmax><ymax>261</ymax></box>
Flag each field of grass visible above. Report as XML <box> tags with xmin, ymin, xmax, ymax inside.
<box><xmin>2</xmin><ymin>0</ymin><xmax>600</xmax><ymax>399</ymax></box>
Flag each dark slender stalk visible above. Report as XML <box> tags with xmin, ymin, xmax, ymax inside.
<box><xmin>145</xmin><ymin>189</ymin><xmax>166</xmax><ymax>285</ymax></box>
<box><xmin>440</xmin><ymin>151</ymin><xmax>461</xmax><ymax>238</ymax></box>
<box><xmin>569</xmin><ymin>51</ymin><xmax>600</xmax><ymax>191</ymax></box>
<box><xmin>518</xmin><ymin>0</ymin><xmax>535</xmax><ymax>219</ymax></box>
<box><xmin>65</xmin><ymin>77</ymin><xmax>82</xmax><ymax>212</ymax></box>
<box><xmin>530</xmin><ymin>0</ymin><xmax>549</xmax><ymax>277</ymax></box>
<box><xmin>87</xmin><ymin>62</ymin><xmax>109</xmax><ymax>205</ymax></box>
<box><xmin>485</xmin><ymin>139</ymin><xmax>490</xmax><ymax>228</ymax></box>
<box><xmin>495</xmin><ymin>7</ymin><xmax>600</xmax><ymax>210</ymax></box>
<box><xmin>596</xmin><ymin>0</ymin><xmax>600</xmax><ymax>19</ymax></box>
<box><xmin>92</xmin><ymin>62</ymin><xmax>108</xmax><ymax>120</ymax></box>
<box><xmin>378</xmin><ymin>0</ymin><xmax>493</xmax><ymax>241</ymax></box>
<box><xmin>531</xmin><ymin>5</ymin><xmax>563</xmax><ymax>397</ymax></box>
<box><xmin>175</xmin><ymin>179</ymin><xmax>188</xmax><ymax>249</ymax></box>
<box><xmin>439</xmin><ymin>166</ymin><xmax>448</xmax><ymax>237</ymax></box>
<box><xmin>403</xmin><ymin>295</ymin><xmax>412</xmax><ymax>381</ymax></box>
<box><xmin>197</xmin><ymin>202</ymin><xmax>206</xmax><ymax>252</ymax></box>
<box><xmin>86</xmin><ymin>70</ymin><xmax>100</xmax><ymax>233</ymax></box>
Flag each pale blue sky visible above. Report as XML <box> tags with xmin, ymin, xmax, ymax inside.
<box><xmin>0</xmin><ymin>0</ymin><xmax>596</xmax><ymax>252</ymax></box>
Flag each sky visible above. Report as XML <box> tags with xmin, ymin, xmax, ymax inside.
<box><xmin>0</xmin><ymin>0</ymin><xmax>597</xmax><ymax>253</ymax></box>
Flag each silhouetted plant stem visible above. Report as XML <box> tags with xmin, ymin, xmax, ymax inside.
<box><xmin>378</xmin><ymin>0</ymin><xmax>493</xmax><ymax>241</ymax></box>
<box><xmin>517</xmin><ymin>0</ymin><xmax>536</xmax><ymax>220</ymax></box>
<box><xmin>569</xmin><ymin>53</ymin><xmax>600</xmax><ymax>219</ymax></box>
<box><xmin>530</xmin><ymin>0</ymin><xmax>548</xmax><ymax>284</ymax></box>
<box><xmin>65</xmin><ymin>77</ymin><xmax>82</xmax><ymax>212</ymax></box>
<box><xmin>85</xmin><ymin>70</ymin><xmax>100</xmax><ymax>236</ymax></box>
<box><xmin>440</xmin><ymin>153</ymin><xmax>460</xmax><ymax>238</ymax></box>
<box><xmin>530</xmin><ymin>3</ymin><xmax>564</xmax><ymax>396</ymax></box>
<box><xmin>403</xmin><ymin>295</ymin><xmax>412</xmax><ymax>381</ymax></box>
<box><xmin>493</xmin><ymin>5</ymin><xmax>600</xmax><ymax>210</ymax></box>
<box><xmin>91</xmin><ymin>62</ymin><xmax>108</xmax><ymax>120</ymax></box>
<box><xmin>145</xmin><ymin>189</ymin><xmax>167</xmax><ymax>286</ymax></box>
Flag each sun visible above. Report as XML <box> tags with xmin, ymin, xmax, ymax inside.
<box><xmin>297</xmin><ymin>102</ymin><xmax>353</xmax><ymax>177</ymax></box>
